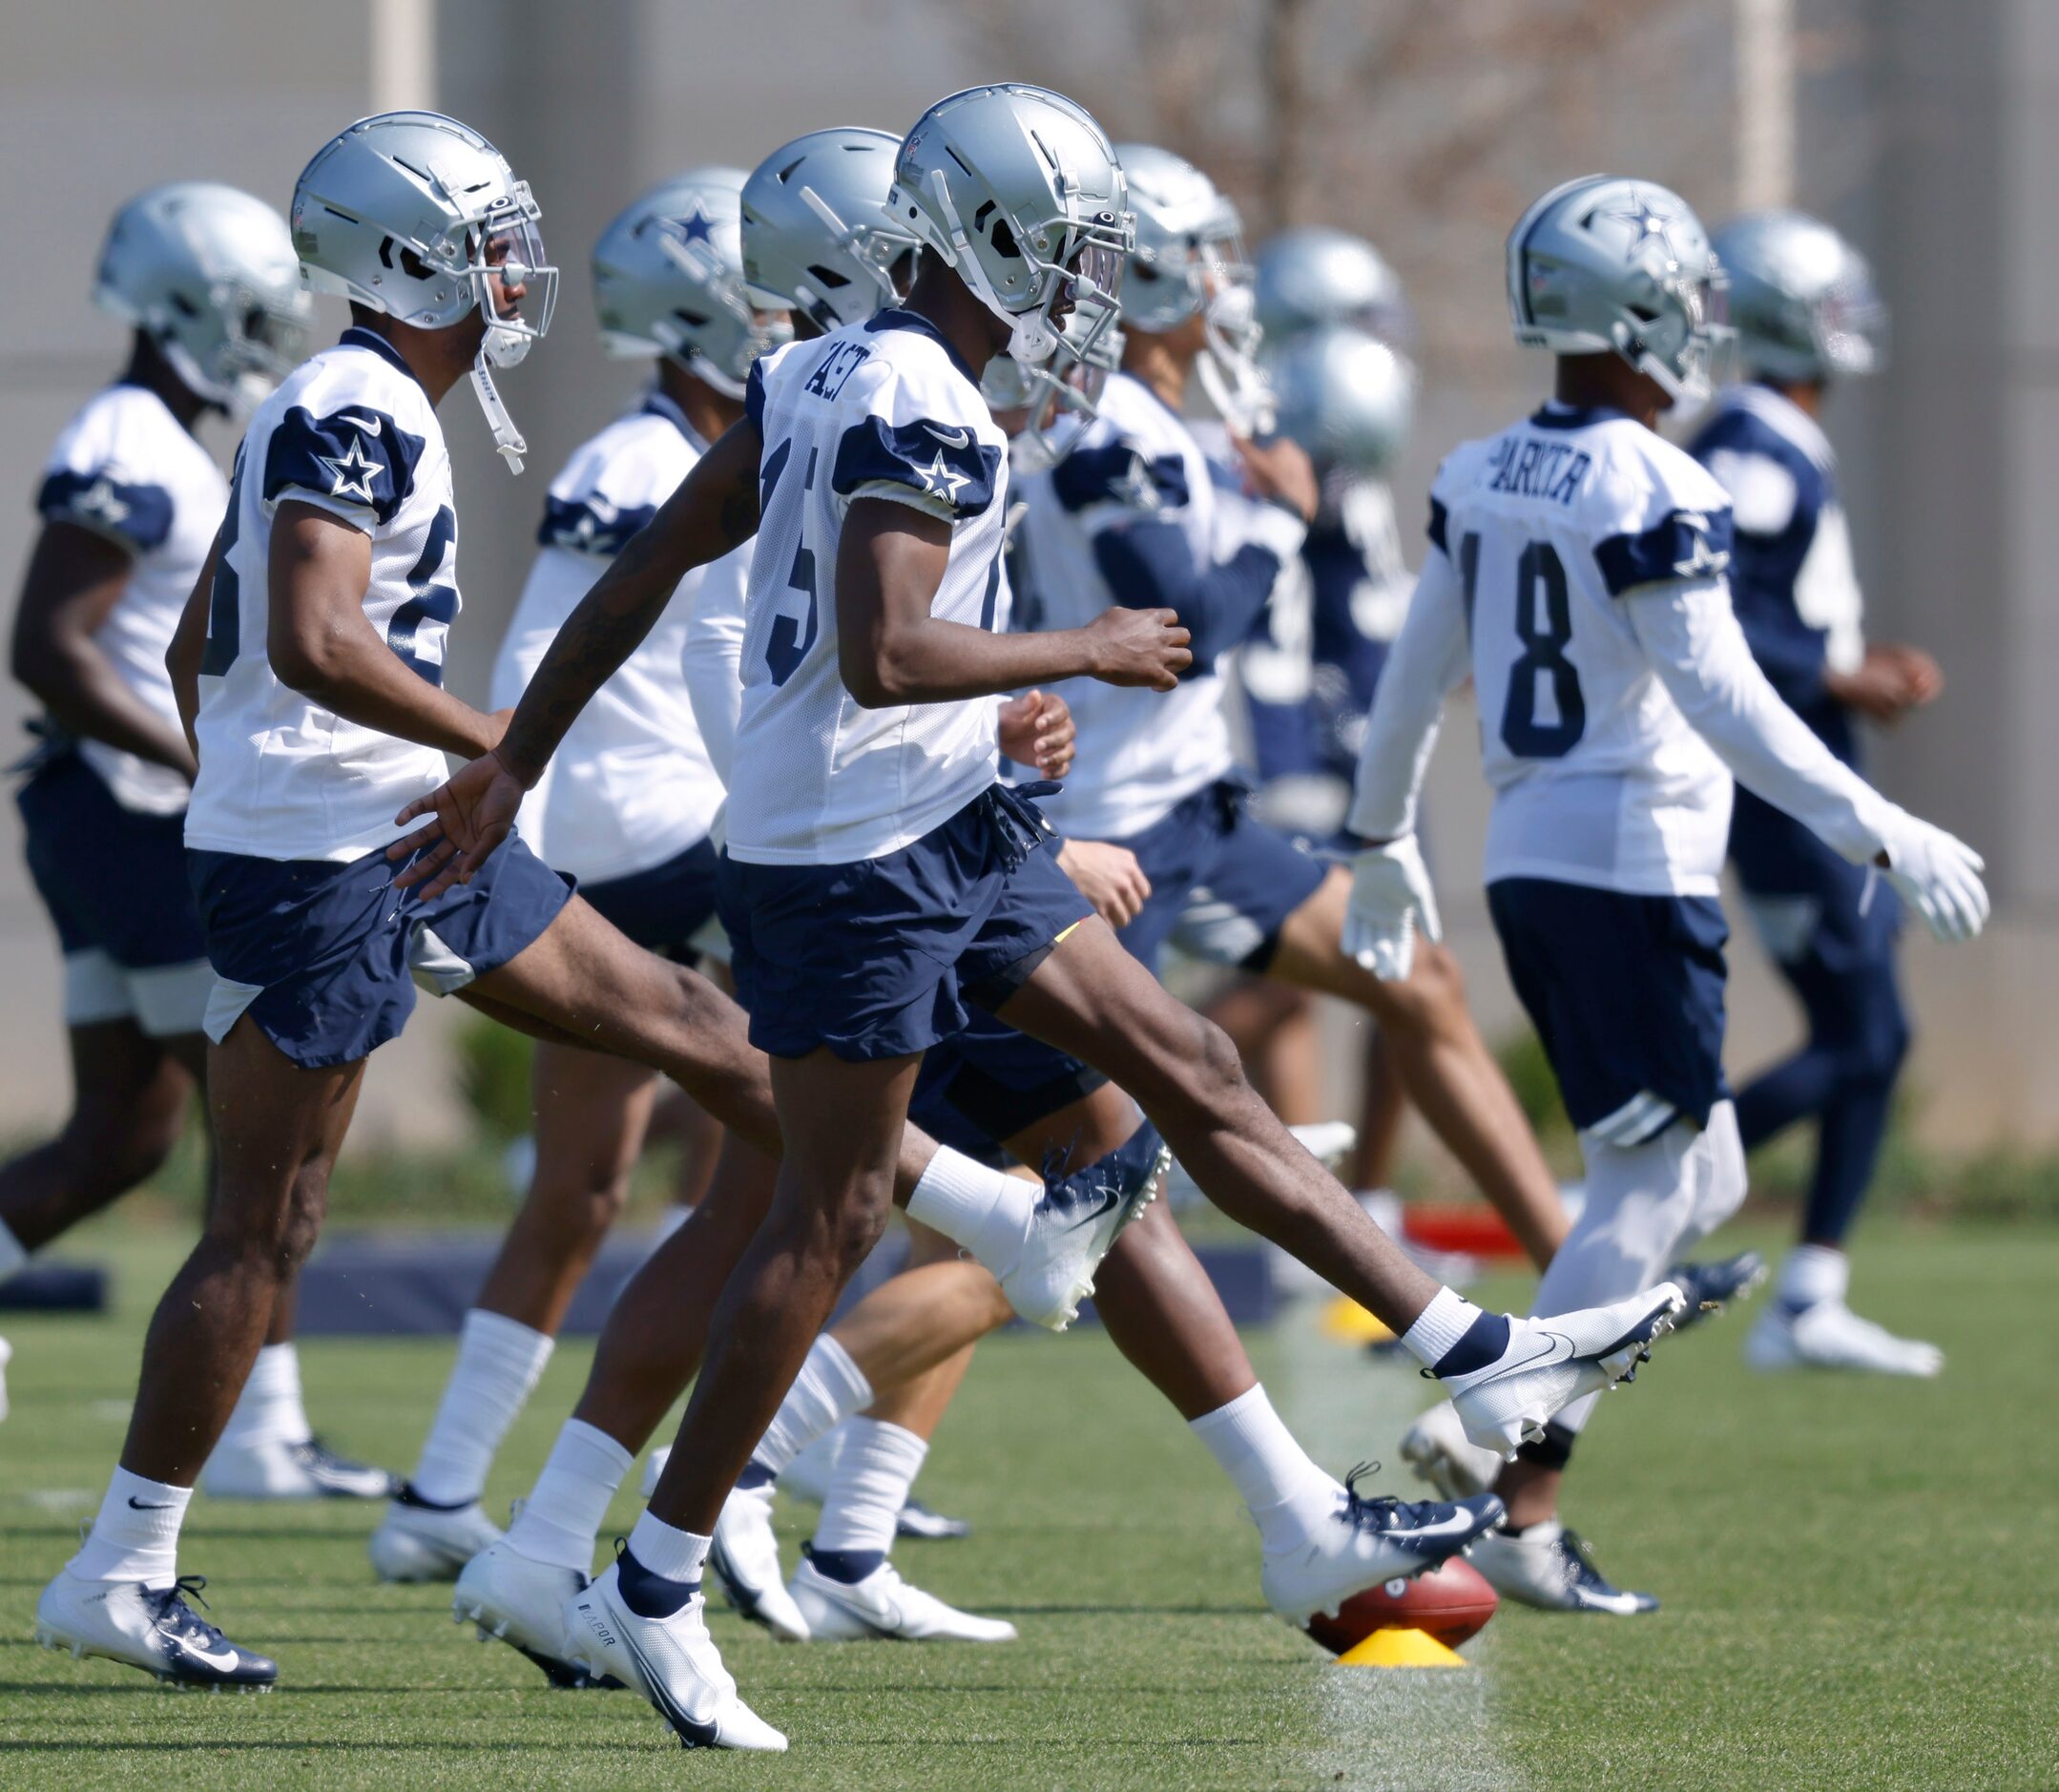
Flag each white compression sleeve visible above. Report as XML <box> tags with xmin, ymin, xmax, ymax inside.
<box><xmin>1624</xmin><ymin>578</ymin><xmax>1893</xmax><ymax>865</ymax></box>
<box><xmin>1345</xmin><ymin>550</ymin><xmax>1470</xmax><ymax>842</ymax></box>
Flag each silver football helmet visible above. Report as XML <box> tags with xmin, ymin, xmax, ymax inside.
<box><xmin>889</xmin><ymin>84</ymin><xmax>1131</xmax><ymax>368</ymax></box>
<box><xmin>1253</xmin><ymin>226</ymin><xmax>1409</xmax><ymax>345</ymax></box>
<box><xmin>1711</xmin><ymin>210</ymin><xmax>1886</xmax><ymax>384</ymax></box>
<box><xmin>291</xmin><ymin>111</ymin><xmax>558</xmax><ymax>469</ymax></box>
<box><xmin>1115</xmin><ymin>143</ymin><xmax>1270</xmax><ymax>433</ymax></box>
<box><xmin>94</xmin><ymin>182</ymin><xmax>312</xmax><ymax>420</ymax></box>
<box><xmin>1264</xmin><ymin>325</ymin><xmax>1414</xmax><ymax>474</ymax></box>
<box><xmin>1507</xmin><ymin>175</ymin><xmax>1732</xmax><ymax>404</ymax></box>
<box><xmin>740</xmin><ymin>128</ymin><xmax>922</xmax><ymax>333</ymax></box>
<box><xmin>593</xmin><ymin>166</ymin><xmax>789</xmax><ymax>398</ymax></box>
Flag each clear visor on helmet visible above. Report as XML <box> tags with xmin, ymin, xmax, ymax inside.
<box><xmin>1041</xmin><ymin>233</ymin><xmax>1127</xmax><ymax>372</ymax></box>
<box><xmin>472</xmin><ymin>216</ymin><xmax>558</xmax><ymax>365</ymax></box>
<box><xmin>1660</xmin><ymin>270</ymin><xmax>1737</xmax><ymax>403</ymax></box>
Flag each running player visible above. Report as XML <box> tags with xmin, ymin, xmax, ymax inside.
<box><xmin>33</xmin><ymin>111</ymin><xmax>1119</xmax><ymax>1693</ymax></box>
<box><xmin>398</xmin><ymin>89</ymin><xmax>1689</xmax><ymax>1749</ymax></box>
<box><xmin>1353</xmin><ymin>176</ymin><xmax>1986</xmax><ymax>1612</ymax></box>
<box><xmin>1693</xmin><ymin>212</ymin><xmax>1944</xmax><ymax>1376</ymax></box>
<box><xmin>3</xmin><ymin>182</ymin><xmax>386</xmax><ymax>1499</ymax></box>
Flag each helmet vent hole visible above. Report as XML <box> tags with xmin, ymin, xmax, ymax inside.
<box><xmin>946</xmin><ymin>147</ymin><xmax>976</xmax><ymax>179</ymax></box>
<box><xmin>988</xmin><ymin>219</ymin><xmax>1021</xmax><ymax>260</ymax></box>
<box><xmin>168</xmin><ymin>293</ymin><xmax>200</xmax><ymax>318</ymax></box>
<box><xmin>1628</xmin><ymin>303</ymin><xmax>1659</xmax><ymax>323</ymax></box>
<box><xmin>399</xmin><ymin>245</ymin><xmax>436</xmax><ymax>281</ymax></box>
<box><xmin>806</xmin><ymin>263</ymin><xmax>850</xmax><ymax>290</ymax></box>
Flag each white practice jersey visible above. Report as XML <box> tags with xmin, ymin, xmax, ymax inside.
<box><xmin>187</xmin><ymin>329</ymin><xmax>461</xmax><ymax>861</ymax></box>
<box><xmin>1434</xmin><ymin>404</ymin><xmax>1737</xmax><ymax>895</ymax></box>
<box><xmin>724</xmin><ymin>311</ymin><xmax>1009</xmax><ymax>866</ymax></box>
<box><xmin>492</xmin><ymin>393</ymin><xmax>727</xmax><ymax>884</ymax></box>
<box><xmin>34</xmin><ymin>383</ymin><xmax>227</xmax><ymax>814</ymax></box>
<box><xmin>1014</xmin><ymin>372</ymin><xmax>1303</xmax><ymax>841</ymax></box>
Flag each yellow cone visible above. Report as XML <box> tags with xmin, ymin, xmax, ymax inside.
<box><xmin>1336</xmin><ymin>1628</ymin><xmax>1468</xmax><ymax>1669</ymax></box>
<box><xmin>1320</xmin><ymin>1294</ymin><xmax>1396</xmax><ymax>1345</ymax></box>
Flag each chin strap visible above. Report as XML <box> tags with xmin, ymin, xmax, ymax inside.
<box><xmin>470</xmin><ymin>359</ymin><xmax>527</xmax><ymax>473</ymax></box>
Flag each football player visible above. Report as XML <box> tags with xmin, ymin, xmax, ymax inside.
<box><xmin>2</xmin><ymin>183</ymin><xmax>387</xmax><ymax>1499</ymax></box>
<box><xmin>1351</xmin><ymin>176</ymin><xmax>1986</xmax><ymax>1612</ymax></box>
<box><xmin>34</xmin><ymin>110</ymin><xmax>1114</xmax><ymax>1695</ymax></box>
<box><xmin>401</xmin><ymin>88</ymin><xmax>1689</xmax><ymax>1748</ymax></box>
<box><xmin>1691</xmin><ymin>212</ymin><xmax>1943</xmax><ymax>1376</ymax></box>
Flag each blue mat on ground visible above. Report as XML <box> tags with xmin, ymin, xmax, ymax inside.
<box><xmin>293</xmin><ymin>1229</ymin><xmax>1274</xmax><ymax>1337</ymax></box>
<box><xmin>0</xmin><ymin>1262</ymin><xmax>109</xmax><ymax>1312</ymax></box>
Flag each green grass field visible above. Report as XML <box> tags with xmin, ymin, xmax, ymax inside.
<box><xmin>2</xmin><ymin>1219</ymin><xmax>2055</xmax><ymax>1790</ymax></box>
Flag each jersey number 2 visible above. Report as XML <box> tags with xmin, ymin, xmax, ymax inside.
<box><xmin>1465</xmin><ymin>533</ymin><xmax>1586</xmax><ymax>758</ymax></box>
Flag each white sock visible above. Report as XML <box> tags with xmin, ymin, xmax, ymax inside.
<box><xmin>1779</xmin><ymin>1243</ymin><xmax>1849</xmax><ymax>1311</ymax></box>
<box><xmin>628</xmin><ymin>1509</ymin><xmax>710</xmax><ymax>1583</ymax></box>
<box><xmin>217</xmin><ymin>1342</ymin><xmax>313</xmax><ymax>1449</ymax></box>
<box><xmin>0</xmin><ymin>1220</ymin><xmax>27</xmax><ymax>1281</ymax></box>
<box><xmin>410</xmin><ymin>1309</ymin><xmax>554</xmax><ymax>1506</ymax></box>
<box><xmin>504</xmin><ymin>1419</ymin><xmax>633</xmax><ymax>1574</ymax></box>
<box><xmin>1187</xmin><ymin>1384</ymin><xmax>1333</xmax><ymax>1553</ymax></box>
<box><xmin>1400</xmin><ymin>1286</ymin><xmax>1487</xmax><ymax>1370</ymax></box>
<box><xmin>904</xmin><ymin>1148</ymin><xmax>1033</xmax><ymax>1279</ymax></box>
<box><xmin>813</xmin><ymin>1417</ymin><xmax>926</xmax><ymax>1559</ymax></box>
<box><xmin>70</xmin><ymin>1468</ymin><xmax>192</xmax><ymax>1587</ymax></box>
<box><xmin>750</xmin><ymin>1335</ymin><xmax>872</xmax><ymax>1479</ymax></box>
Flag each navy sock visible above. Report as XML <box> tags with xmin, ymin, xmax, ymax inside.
<box><xmin>1433</xmin><ymin>1309</ymin><xmax>1512</xmax><ymax>1378</ymax></box>
<box><xmin>736</xmin><ymin>1459</ymin><xmax>776</xmax><ymax>1492</ymax></box>
<box><xmin>805</xmin><ymin>1545</ymin><xmax>886</xmax><ymax>1585</ymax></box>
<box><xmin>614</xmin><ymin>1547</ymin><xmax>699</xmax><ymax>1618</ymax></box>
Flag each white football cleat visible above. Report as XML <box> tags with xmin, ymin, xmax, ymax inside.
<box><xmin>1439</xmin><ymin>1283</ymin><xmax>1688</xmax><ymax>1457</ymax></box>
<box><xmin>568</xmin><ymin>1558</ymin><xmax>786</xmax><ymax>1751</ymax></box>
<box><xmin>35</xmin><ymin>1569</ymin><xmax>278</xmax><ymax>1688</ymax></box>
<box><xmin>1470</xmin><ymin>1521</ymin><xmax>1658</xmax><ymax>1615</ymax></box>
<box><xmin>367</xmin><ymin>1485</ymin><xmax>503</xmax><ymax>1582</ymax></box>
<box><xmin>1400</xmin><ymin>1400</ymin><xmax>1507</xmax><ymax>1500</ymax></box>
<box><xmin>787</xmin><ymin>1551</ymin><xmax>1017</xmax><ymax>1642</ymax></box>
<box><xmin>1260</xmin><ymin>1471</ymin><xmax>1504</xmax><ymax>1626</ymax></box>
<box><xmin>1001</xmin><ymin>1123</ymin><xmax>1165</xmax><ymax>1331</ymax></box>
<box><xmin>708</xmin><ymin>1482</ymin><xmax>809</xmax><ymax>1642</ymax></box>
<box><xmin>454</xmin><ymin>1539</ymin><xmax>621</xmax><ymax>1689</ymax></box>
<box><xmin>203</xmin><ymin>1435</ymin><xmax>392</xmax><ymax>1501</ymax></box>
<box><xmin>1745</xmin><ymin>1300</ymin><xmax>1943</xmax><ymax>1377</ymax></box>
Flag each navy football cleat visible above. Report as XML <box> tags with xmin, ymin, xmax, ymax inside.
<box><xmin>1000</xmin><ymin>1121</ymin><xmax>1166</xmax><ymax>1330</ymax></box>
<box><xmin>1666</xmin><ymin>1251</ymin><xmax>1767</xmax><ymax>1331</ymax></box>
<box><xmin>36</xmin><ymin>1570</ymin><xmax>278</xmax><ymax>1688</ymax></box>
<box><xmin>1262</xmin><ymin>1466</ymin><xmax>1505</xmax><ymax>1626</ymax></box>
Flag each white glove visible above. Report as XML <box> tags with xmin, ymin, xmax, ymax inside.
<box><xmin>1873</xmin><ymin>810</ymin><xmax>1989</xmax><ymax>944</ymax></box>
<box><xmin>1341</xmin><ymin>836</ymin><xmax>1443</xmax><ymax>981</ymax></box>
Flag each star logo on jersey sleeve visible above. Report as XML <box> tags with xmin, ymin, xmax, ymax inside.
<box><xmin>1111</xmin><ymin>450</ymin><xmax>1164</xmax><ymax>512</ymax></box>
<box><xmin>315</xmin><ymin>432</ymin><xmax>384</xmax><ymax>504</ymax></box>
<box><xmin>915</xmin><ymin>449</ymin><xmax>970</xmax><ymax>506</ymax></box>
<box><xmin>73</xmin><ymin>478</ymin><xmax>132</xmax><ymax>527</ymax></box>
<box><xmin>1671</xmin><ymin>511</ymin><xmax>1729</xmax><ymax>578</ymax></box>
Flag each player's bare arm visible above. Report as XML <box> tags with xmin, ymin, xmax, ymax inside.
<box><xmin>12</xmin><ymin>519</ymin><xmax>198</xmax><ymax>780</ymax></box>
<box><xmin>267</xmin><ymin>500</ymin><xmax>504</xmax><ymax>759</ymax></box>
<box><xmin>163</xmin><ymin>529</ymin><xmax>220</xmax><ymax>761</ymax></box>
<box><xmin>386</xmin><ymin>419</ymin><xmax>764</xmax><ymax>897</ymax></box>
<box><xmin>837</xmin><ymin>496</ymin><xmax>1190</xmax><ymax>708</ymax></box>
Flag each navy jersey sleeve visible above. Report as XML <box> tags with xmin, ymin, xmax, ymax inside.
<box><xmin>35</xmin><ymin>467</ymin><xmax>175</xmax><ymax>553</ymax></box>
<box><xmin>1091</xmin><ymin>523</ymin><xmax>1287</xmax><ymax>676</ymax></box>
<box><xmin>262</xmin><ymin>405</ymin><xmax>426</xmax><ymax>526</ymax></box>
<box><xmin>1593</xmin><ymin>504</ymin><xmax>1734</xmax><ymax>595</ymax></box>
<box><xmin>1050</xmin><ymin>441</ymin><xmax>1191</xmax><ymax>515</ymax></box>
<box><xmin>535</xmin><ymin>493</ymin><xmax>659</xmax><ymax>555</ymax></box>
<box><xmin>831</xmin><ymin>414</ymin><xmax>1001</xmax><ymax>519</ymax></box>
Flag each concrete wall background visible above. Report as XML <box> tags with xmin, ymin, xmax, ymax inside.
<box><xmin>0</xmin><ymin>0</ymin><xmax>2044</xmax><ymax>1155</ymax></box>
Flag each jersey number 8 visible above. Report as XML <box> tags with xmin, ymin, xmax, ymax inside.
<box><xmin>1462</xmin><ymin>531</ymin><xmax>1586</xmax><ymax>759</ymax></box>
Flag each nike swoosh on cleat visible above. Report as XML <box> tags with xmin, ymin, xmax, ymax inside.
<box><xmin>614</xmin><ymin>1614</ymin><xmax>721</xmax><ymax>1748</ymax></box>
<box><xmin>923</xmin><ymin>423</ymin><xmax>970</xmax><ymax>448</ymax></box>
<box><xmin>1466</xmin><ymin>1336</ymin><xmax>1565</xmax><ymax>1383</ymax></box>
<box><xmin>1395</xmin><ymin>1510</ymin><xmax>1490</xmax><ymax>1543</ymax></box>
<box><xmin>177</xmin><ymin>1640</ymin><xmax>242</xmax><ymax>1674</ymax></box>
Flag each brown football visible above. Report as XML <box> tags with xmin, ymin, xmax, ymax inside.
<box><xmin>1301</xmin><ymin>1555</ymin><xmax>1499</xmax><ymax>1654</ymax></box>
